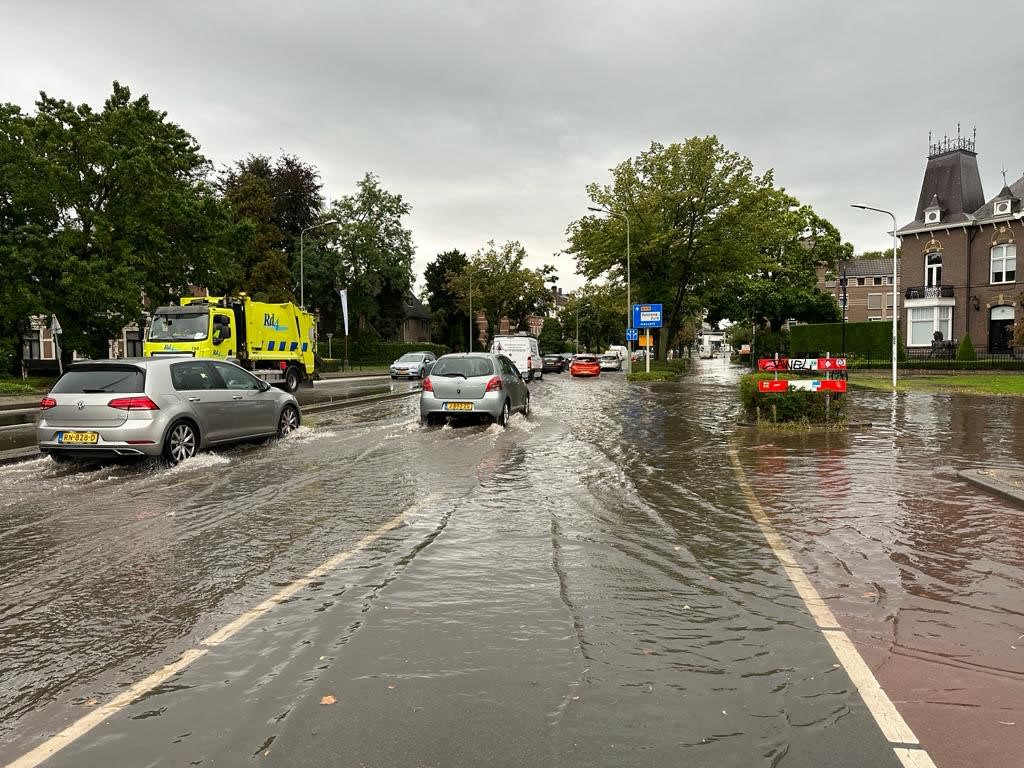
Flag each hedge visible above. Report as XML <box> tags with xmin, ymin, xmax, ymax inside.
<box><xmin>317</xmin><ymin>340</ymin><xmax>448</xmax><ymax>365</ymax></box>
<box><xmin>740</xmin><ymin>373</ymin><xmax>847</xmax><ymax>424</ymax></box>
<box><xmin>789</xmin><ymin>321</ymin><xmax>905</xmax><ymax>361</ymax></box>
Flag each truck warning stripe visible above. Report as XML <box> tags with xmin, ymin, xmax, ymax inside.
<box><xmin>290</xmin><ymin>342</ymin><xmax>298</xmax><ymax>351</ymax></box>
<box><xmin>302</xmin><ymin>343</ymin><xmax>308</xmax><ymax>352</ymax></box>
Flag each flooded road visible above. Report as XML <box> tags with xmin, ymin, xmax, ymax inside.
<box><xmin>0</xmin><ymin>362</ymin><xmax>1021</xmax><ymax>767</ymax></box>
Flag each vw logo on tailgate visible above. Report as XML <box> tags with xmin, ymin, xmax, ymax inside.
<box><xmin>76</xmin><ymin>400</ymin><xmax>85</xmax><ymax>410</ymax></box>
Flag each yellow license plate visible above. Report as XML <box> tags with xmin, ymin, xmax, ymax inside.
<box><xmin>59</xmin><ymin>431</ymin><xmax>99</xmax><ymax>444</ymax></box>
<box><xmin>444</xmin><ymin>402</ymin><xmax>473</xmax><ymax>411</ymax></box>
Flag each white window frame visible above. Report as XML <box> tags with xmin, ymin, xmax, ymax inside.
<box><xmin>925</xmin><ymin>253</ymin><xmax>942</xmax><ymax>287</ymax></box>
<box><xmin>906</xmin><ymin>301</ymin><xmax>954</xmax><ymax>347</ymax></box>
<box><xmin>990</xmin><ymin>243</ymin><xmax>1016</xmax><ymax>284</ymax></box>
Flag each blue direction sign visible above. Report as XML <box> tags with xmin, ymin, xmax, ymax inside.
<box><xmin>626</xmin><ymin>328</ymin><xmax>638</xmax><ymax>342</ymax></box>
<box><xmin>632</xmin><ymin>303</ymin><xmax>663</xmax><ymax>329</ymax></box>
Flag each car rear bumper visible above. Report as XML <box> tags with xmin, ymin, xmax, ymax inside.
<box><xmin>571</xmin><ymin>369</ymin><xmax>600</xmax><ymax>377</ymax></box>
<box><xmin>419</xmin><ymin>390</ymin><xmax>505</xmax><ymax>420</ymax></box>
<box><xmin>36</xmin><ymin>419</ymin><xmax>167</xmax><ymax>458</ymax></box>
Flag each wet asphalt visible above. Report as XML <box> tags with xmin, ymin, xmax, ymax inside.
<box><xmin>0</xmin><ymin>362</ymin><xmax>1021</xmax><ymax>768</ymax></box>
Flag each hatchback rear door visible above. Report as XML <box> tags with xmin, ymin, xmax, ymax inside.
<box><xmin>45</xmin><ymin>365</ymin><xmax>147</xmax><ymax>429</ymax></box>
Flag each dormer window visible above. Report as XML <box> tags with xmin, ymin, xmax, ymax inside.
<box><xmin>994</xmin><ymin>200</ymin><xmax>1011</xmax><ymax>216</ymax></box>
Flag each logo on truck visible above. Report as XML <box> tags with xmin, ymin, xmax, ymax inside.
<box><xmin>264</xmin><ymin>313</ymin><xmax>288</xmax><ymax>332</ymax></box>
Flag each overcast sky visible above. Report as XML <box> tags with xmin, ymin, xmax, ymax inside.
<box><xmin>4</xmin><ymin>1</ymin><xmax>1023</xmax><ymax>290</ymax></box>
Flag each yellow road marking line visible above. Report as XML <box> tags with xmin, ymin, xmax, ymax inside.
<box><xmin>727</xmin><ymin>448</ymin><xmax>938</xmax><ymax>768</ymax></box>
<box><xmin>4</xmin><ymin>510</ymin><xmax>410</xmax><ymax>768</ymax></box>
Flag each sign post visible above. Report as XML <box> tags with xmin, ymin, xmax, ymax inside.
<box><xmin>50</xmin><ymin>315</ymin><xmax>63</xmax><ymax>376</ymax></box>
<box><xmin>632</xmin><ymin>303</ymin><xmax>662</xmax><ymax>374</ymax></box>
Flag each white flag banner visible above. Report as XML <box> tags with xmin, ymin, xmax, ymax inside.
<box><xmin>339</xmin><ymin>289</ymin><xmax>350</xmax><ymax>336</ymax></box>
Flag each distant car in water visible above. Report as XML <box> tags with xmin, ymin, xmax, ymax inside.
<box><xmin>390</xmin><ymin>352</ymin><xmax>437</xmax><ymax>379</ymax></box>
<box><xmin>599</xmin><ymin>353</ymin><xmax>622</xmax><ymax>371</ymax></box>
<box><xmin>542</xmin><ymin>354</ymin><xmax>566</xmax><ymax>373</ymax></box>
<box><xmin>420</xmin><ymin>353</ymin><xmax>530</xmax><ymax>427</ymax></box>
<box><xmin>36</xmin><ymin>358</ymin><xmax>300</xmax><ymax>465</ymax></box>
<box><xmin>570</xmin><ymin>354</ymin><xmax>601</xmax><ymax>377</ymax></box>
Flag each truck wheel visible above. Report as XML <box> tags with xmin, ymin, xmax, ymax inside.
<box><xmin>284</xmin><ymin>367</ymin><xmax>301</xmax><ymax>393</ymax></box>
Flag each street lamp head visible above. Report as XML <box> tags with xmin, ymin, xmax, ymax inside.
<box><xmin>587</xmin><ymin>206</ymin><xmax>605</xmax><ymax>213</ymax></box>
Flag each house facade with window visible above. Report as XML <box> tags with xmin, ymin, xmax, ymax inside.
<box><xmin>896</xmin><ymin>134</ymin><xmax>1020</xmax><ymax>354</ymax></box>
<box><xmin>820</xmin><ymin>258</ymin><xmax>899</xmax><ymax>323</ymax></box>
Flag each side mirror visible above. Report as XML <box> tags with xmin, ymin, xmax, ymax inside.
<box><xmin>259</xmin><ymin>380</ymin><xmax>272</xmax><ymax>392</ymax></box>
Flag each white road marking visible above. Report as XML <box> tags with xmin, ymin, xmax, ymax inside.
<box><xmin>4</xmin><ymin>508</ymin><xmax>412</xmax><ymax>768</ymax></box>
<box><xmin>727</xmin><ymin>448</ymin><xmax>938</xmax><ymax>768</ymax></box>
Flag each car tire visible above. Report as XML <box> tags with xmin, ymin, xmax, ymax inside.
<box><xmin>163</xmin><ymin>420</ymin><xmax>199</xmax><ymax>466</ymax></box>
<box><xmin>498</xmin><ymin>399</ymin><xmax>511</xmax><ymax>427</ymax></box>
<box><xmin>523</xmin><ymin>393</ymin><xmax>530</xmax><ymax>417</ymax></box>
<box><xmin>277</xmin><ymin>405</ymin><xmax>300</xmax><ymax>437</ymax></box>
<box><xmin>48</xmin><ymin>452</ymin><xmax>73</xmax><ymax>464</ymax></box>
<box><xmin>538</xmin><ymin>370</ymin><xmax>544</xmax><ymax>381</ymax></box>
<box><xmin>283</xmin><ymin>367</ymin><xmax>301</xmax><ymax>393</ymax></box>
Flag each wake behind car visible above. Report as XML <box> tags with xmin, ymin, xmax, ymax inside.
<box><xmin>570</xmin><ymin>354</ymin><xmax>601</xmax><ymax>377</ymax></box>
<box><xmin>390</xmin><ymin>351</ymin><xmax>436</xmax><ymax>379</ymax></box>
<box><xmin>36</xmin><ymin>358</ymin><xmax>300</xmax><ymax>464</ymax></box>
<box><xmin>420</xmin><ymin>353</ymin><xmax>530</xmax><ymax>427</ymax></box>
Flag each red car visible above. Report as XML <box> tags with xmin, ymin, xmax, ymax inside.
<box><xmin>569</xmin><ymin>354</ymin><xmax>601</xmax><ymax>377</ymax></box>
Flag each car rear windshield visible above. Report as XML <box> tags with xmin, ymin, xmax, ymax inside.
<box><xmin>576</xmin><ymin>356</ymin><xmax>598</xmax><ymax>362</ymax></box>
<box><xmin>50</xmin><ymin>366</ymin><xmax>146</xmax><ymax>394</ymax></box>
<box><xmin>431</xmin><ymin>357</ymin><xmax>495</xmax><ymax>378</ymax></box>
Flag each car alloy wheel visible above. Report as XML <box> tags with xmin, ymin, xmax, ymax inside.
<box><xmin>165</xmin><ymin>422</ymin><xmax>198</xmax><ymax>465</ymax></box>
<box><xmin>498</xmin><ymin>400</ymin><xmax>510</xmax><ymax>427</ymax></box>
<box><xmin>278</xmin><ymin>405</ymin><xmax>299</xmax><ymax>437</ymax></box>
<box><xmin>523</xmin><ymin>393</ymin><xmax>530</xmax><ymax>417</ymax></box>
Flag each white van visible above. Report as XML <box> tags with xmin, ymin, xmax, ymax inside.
<box><xmin>490</xmin><ymin>334</ymin><xmax>543</xmax><ymax>381</ymax></box>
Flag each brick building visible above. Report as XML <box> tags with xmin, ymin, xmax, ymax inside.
<box><xmin>821</xmin><ymin>258</ymin><xmax>899</xmax><ymax>323</ymax></box>
<box><xmin>896</xmin><ymin>133</ymin><xmax>1020</xmax><ymax>353</ymax></box>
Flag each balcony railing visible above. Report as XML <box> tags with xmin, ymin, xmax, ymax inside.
<box><xmin>904</xmin><ymin>285</ymin><xmax>955</xmax><ymax>300</ymax></box>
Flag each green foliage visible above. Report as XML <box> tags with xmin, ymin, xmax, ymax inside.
<box><xmin>217</xmin><ymin>153</ymin><xmax>324</xmax><ymax>302</ymax></box>
<box><xmin>956</xmin><ymin>334</ymin><xmax>977</xmax><ymax>361</ymax></box>
<box><xmin>752</xmin><ymin>328</ymin><xmax>789</xmax><ymax>360</ymax></box>
<box><xmin>446</xmin><ymin>241</ymin><xmax>551</xmax><ymax>343</ymax></box>
<box><xmin>303</xmin><ymin>173</ymin><xmax>415</xmax><ymax>339</ymax></box>
<box><xmin>0</xmin><ymin>376</ymin><xmax>55</xmax><ymax>394</ymax></box>
<box><xmin>423</xmin><ymin>249</ymin><xmax>469</xmax><ymax>349</ymax></box>
<box><xmin>557</xmin><ymin>283</ymin><xmax>626</xmax><ymax>352</ymax></box>
<box><xmin>627</xmin><ymin>370</ymin><xmax>678</xmax><ymax>382</ymax></box>
<box><xmin>790</xmin><ymin>322</ymin><xmax>905</xmax><ymax>361</ymax></box>
<box><xmin>538</xmin><ymin>317</ymin><xmax>565</xmax><ymax>353</ymax></box>
<box><xmin>569</xmin><ymin>136</ymin><xmax>826</xmax><ymax>358</ymax></box>
<box><xmin>740</xmin><ymin>373</ymin><xmax>847</xmax><ymax>424</ymax></box>
<box><xmin>0</xmin><ymin>82</ymin><xmax>241</xmax><ymax>360</ymax></box>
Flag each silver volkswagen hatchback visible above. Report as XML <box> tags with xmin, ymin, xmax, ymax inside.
<box><xmin>36</xmin><ymin>358</ymin><xmax>300</xmax><ymax>464</ymax></box>
<box><xmin>420</xmin><ymin>353</ymin><xmax>530</xmax><ymax>426</ymax></box>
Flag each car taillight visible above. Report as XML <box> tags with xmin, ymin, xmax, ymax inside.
<box><xmin>527</xmin><ymin>355</ymin><xmax>532</xmax><ymax>369</ymax></box>
<box><xmin>107</xmin><ymin>397</ymin><xmax>160</xmax><ymax>411</ymax></box>
<box><xmin>422</xmin><ymin>376</ymin><xmax>433</xmax><ymax>392</ymax></box>
<box><xmin>39</xmin><ymin>397</ymin><xmax>56</xmax><ymax>410</ymax></box>
<box><xmin>485</xmin><ymin>376</ymin><xmax>502</xmax><ymax>392</ymax></box>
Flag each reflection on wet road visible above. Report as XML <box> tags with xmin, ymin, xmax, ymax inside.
<box><xmin>0</xmin><ymin>362</ymin><xmax>1021</xmax><ymax>767</ymax></box>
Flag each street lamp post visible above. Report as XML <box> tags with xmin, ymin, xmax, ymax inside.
<box><xmin>588</xmin><ymin>206</ymin><xmax>631</xmax><ymax>372</ymax></box>
<box><xmin>839</xmin><ymin>270</ymin><xmax>848</xmax><ymax>355</ymax></box>
<box><xmin>851</xmin><ymin>204</ymin><xmax>899</xmax><ymax>389</ymax></box>
<box><xmin>468</xmin><ymin>269</ymin><xmax>473</xmax><ymax>352</ymax></box>
<box><xmin>299</xmin><ymin>220</ymin><xmax>338</xmax><ymax>310</ymax></box>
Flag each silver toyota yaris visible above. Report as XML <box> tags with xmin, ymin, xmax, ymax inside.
<box><xmin>36</xmin><ymin>358</ymin><xmax>300</xmax><ymax>464</ymax></box>
<box><xmin>419</xmin><ymin>353</ymin><xmax>530</xmax><ymax>426</ymax></box>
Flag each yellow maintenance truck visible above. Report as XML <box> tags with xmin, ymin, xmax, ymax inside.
<box><xmin>144</xmin><ymin>295</ymin><xmax>317</xmax><ymax>392</ymax></box>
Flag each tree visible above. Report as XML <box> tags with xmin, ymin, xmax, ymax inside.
<box><xmin>706</xmin><ymin>197</ymin><xmax>849</xmax><ymax>331</ymax></box>
<box><xmin>568</xmin><ymin>137</ymin><xmax>790</xmax><ymax>358</ymax></box>
<box><xmin>558</xmin><ymin>283</ymin><xmax>626</xmax><ymax>353</ymax></box>
<box><xmin>0</xmin><ymin>82</ymin><xmax>239</xmax><ymax>362</ymax></box>
<box><xmin>538</xmin><ymin>317</ymin><xmax>565</xmax><ymax>353</ymax></box>
<box><xmin>303</xmin><ymin>173</ymin><xmax>415</xmax><ymax>339</ymax></box>
<box><xmin>446</xmin><ymin>241</ymin><xmax>551</xmax><ymax>344</ymax></box>
<box><xmin>423</xmin><ymin>249</ymin><xmax>469</xmax><ymax>349</ymax></box>
<box><xmin>218</xmin><ymin>153</ymin><xmax>323</xmax><ymax>301</ymax></box>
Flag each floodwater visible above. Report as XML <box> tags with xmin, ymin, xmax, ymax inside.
<box><xmin>0</xmin><ymin>361</ymin><xmax>1021</xmax><ymax>768</ymax></box>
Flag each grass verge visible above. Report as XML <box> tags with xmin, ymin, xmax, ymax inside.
<box><xmin>0</xmin><ymin>377</ymin><xmax>55</xmax><ymax>395</ymax></box>
<box><xmin>850</xmin><ymin>373</ymin><xmax>1024</xmax><ymax>395</ymax></box>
